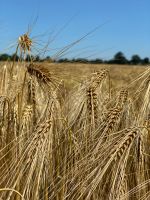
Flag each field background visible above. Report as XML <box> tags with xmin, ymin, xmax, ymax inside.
<box><xmin>46</xmin><ymin>63</ymin><xmax>148</xmax><ymax>88</ymax></box>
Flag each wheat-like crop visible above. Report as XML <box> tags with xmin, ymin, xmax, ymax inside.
<box><xmin>0</xmin><ymin>32</ymin><xmax>150</xmax><ymax>200</ymax></box>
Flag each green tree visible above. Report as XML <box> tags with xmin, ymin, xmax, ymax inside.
<box><xmin>130</xmin><ymin>54</ymin><xmax>141</xmax><ymax>65</ymax></box>
<box><xmin>142</xmin><ymin>57</ymin><xmax>149</xmax><ymax>65</ymax></box>
<box><xmin>113</xmin><ymin>52</ymin><xmax>128</xmax><ymax>64</ymax></box>
<box><xmin>0</xmin><ymin>54</ymin><xmax>11</xmax><ymax>61</ymax></box>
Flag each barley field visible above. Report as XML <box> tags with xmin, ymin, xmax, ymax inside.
<box><xmin>0</xmin><ymin>35</ymin><xmax>150</xmax><ymax>200</ymax></box>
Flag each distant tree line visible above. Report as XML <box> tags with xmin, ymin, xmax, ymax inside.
<box><xmin>57</xmin><ymin>52</ymin><xmax>150</xmax><ymax>65</ymax></box>
<box><xmin>0</xmin><ymin>51</ymin><xmax>149</xmax><ymax>65</ymax></box>
<box><xmin>105</xmin><ymin>52</ymin><xmax>149</xmax><ymax>65</ymax></box>
<box><xmin>0</xmin><ymin>54</ymin><xmax>49</xmax><ymax>62</ymax></box>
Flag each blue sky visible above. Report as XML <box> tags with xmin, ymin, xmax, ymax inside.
<box><xmin>0</xmin><ymin>0</ymin><xmax>150</xmax><ymax>60</ymax></box>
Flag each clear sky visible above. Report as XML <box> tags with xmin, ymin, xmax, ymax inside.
<box><xmin>0</xmin><ymin>0</ymin><xmax>150</xmax><ymax>60</ymax></box>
